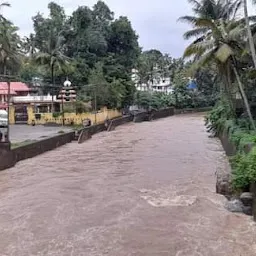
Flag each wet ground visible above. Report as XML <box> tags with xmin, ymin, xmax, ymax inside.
<box><xmin>8</xmin><ymin>125</ymin><xmax>72</xmax><ymax>143</ymax></box>
<box><xmin>0</xmin><ymin>113</ymin><xmax>256</xmax><ymax>256</ymax></box>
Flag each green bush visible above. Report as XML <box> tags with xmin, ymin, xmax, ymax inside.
<box><xmin>205</xmin><ymin>98</ymin><xmax>234</xmax><ymax>136</ymax></box>
<box><xmin>53</xmin><ymin>112</ymin><xmax>61</xmax><ymax>118</ymax></box>
<box><xmin>134</xmin><ymin>91</ymin><xmax>175</xmax><ymax>110</ymax></box>
<box><xmin>229</xmin><ymin>130</ymin><xmax>256</xmax><ymax>151</ymax></box>
<box><xmin>231</xmin><ymin>147</ymin><xmax>256</xmax><ymax>191</ymax></box>
<box><xmin>205</xmin><ymin>98</ymin><xmax>256</xmax><ymax>192</ymax></box>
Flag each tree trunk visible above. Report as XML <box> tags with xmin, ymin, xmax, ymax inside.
<box><xmin>51</xmin><ymin>64</ymin><xmax>54</xmax><ymax>113</ymax></box>
<box><xmin>244</xmin><ymin>0</ymin><xmax>256</xmax><ymax>68</ymax></box>
<box><xmin>3</xmin><ymin>65</ymin><xmax>6</xmax><ymax>76</ymax></box>
<box><xmin>226</xmin><ymin>62</ymin><xmax>235</xmax><ymax>112</ymax></box>
<box><xmin>232</xmin><ymin>65</ymin><xmax>256</xmax><ymax>130</ymax></box>
<box><xmin>3</xmin><ymin>58</ymin><xmax>7</xmax><ymax>75</ymax></box>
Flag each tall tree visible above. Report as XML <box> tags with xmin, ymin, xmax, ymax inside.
<box><xmin>32</xmin><ymin>2</ymin><xmax>66</xmax><ymax>52</ymax></box>
<box><xmin>243</xmin><ymin>0</ymin><xmax>256</xmax><ymax>68</ymax></box>
<box><xmin>35</xmin><ymin>29</ymin><xmax>69</xmax><ymax>110</ymax></box>
<box><xmin>22</xmin><ymin>34</ymin><xmax>36</xmax><ymax>57</ymax></box>
<box><xmin>108</xmin><ymin>16</ymin><xmax>140</xmax><ymax>71</ymax></box>
<box><xmin>0</xmin><ymin>19</ymin><xmax>21</xmax><ymax>75</ymax></box>
<box><xmin>137</xmin><ymin>50</ymin><xmax>163</xmax><ymax>89</ymax></box>
<box><xmin>0</xmin><ymin>1</ymin><xmax>10</xmax><ymax>21</ymax></box>
<box><xmin>180</xmin><ymin>0</ymin><xmax>256</xmax><ymax>129</ymax></box>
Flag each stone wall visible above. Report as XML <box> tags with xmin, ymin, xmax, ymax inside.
<box><xmin>109</xmin><ymin>115</ymin><xmax>133</xmax><ymax>129</ymax></box>
<box><xmin>0</xmin><ymin>132</ymin><xmax>75</xmax><ymax>171</ymax></box>
<box><xmin>13</xmin><ymin>132</ymin><xmax>75</xmax><ymax>162</ymax></box>
<box><xmin>0</xmin><ymin>150</ymin><xmax>16</xmax><ymax>171</ymax></box>
<box><xmin>77</xmin><ymin>115</ymin><xmax>133</xmax><ymax>142</ymax></box>
<box><xmin>174</xmin><ymin>107</ymin><xmax>212</xmax><ymax>115</ymax></box>
<box><xmin>219</xmin><ymin>130</ymin><xmax>236</xmax><ymax>157</ymax></box>
<box><xmin>133</xmin><ymin>112</ymin><xmax>148</xmax><ymax>123</ymax></box>
<box><xmin>152</xmin><ymin>108</ymin><xmax>175</xmax><ymax>120</ymax></box>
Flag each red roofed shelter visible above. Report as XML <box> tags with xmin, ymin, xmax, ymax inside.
<box><xmin>0</xmin><ymin>82</ymin><xmax>30</xmax><ymax>124</ymax></box>
<box><xmin>0</xmin><ymin>82</ymin><xmax>30</xmax><ymax>110</ymax></box>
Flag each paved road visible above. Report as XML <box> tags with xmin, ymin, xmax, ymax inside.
<box><xmin>0</xmin><ymin>114</ymin><xmax>256</xmax><ymax>255</ymax></box>
<box><xmin>9</xmin><ymin>125</ymin><xmax>72</xmax><ymax>143</ymax></box>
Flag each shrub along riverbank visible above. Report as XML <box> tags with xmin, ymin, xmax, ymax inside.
<box><xmin>206</xmin><ymin>98</ymin><xmax>256</xmax><ymax>194</ymax></box>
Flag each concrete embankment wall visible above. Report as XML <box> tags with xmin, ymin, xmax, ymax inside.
<box><xmin>1</xmin><ymin>107</ymin><xmax>200</xmax><ymax>171</ymax></box>
<box><xmin>218</xmin><ymin>130</ymin><xmax>237</xmax><ymax>157</ymax></box>
<box><xmin>0</xmin><ymin>132</ymin><xmax>75</xmax><ymax>171</ymax></box>
<box><xmin>13</xmin><ymin>132</ymin><xmax>75</xmax><ymax>162</ymax></box>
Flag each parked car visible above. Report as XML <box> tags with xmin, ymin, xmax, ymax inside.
<box><xmin>0</xmin><ymin>110</ymin><xmax>8</xmax><ymax>128</ymax></box>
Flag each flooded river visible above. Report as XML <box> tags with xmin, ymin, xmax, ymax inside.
<box><xmin>0</xmin><ymin>114</ymin><xmax>256</xmax><ymax>255</ymax></box>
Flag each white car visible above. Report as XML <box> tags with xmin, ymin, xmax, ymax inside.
<box><xmin>0</xmin><ymin>110</ymin><xmax>8</xmax><ymax>128</ymax></box>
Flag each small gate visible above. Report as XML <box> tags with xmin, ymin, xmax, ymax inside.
<box><xmin>15</xmin><ymin>105</ymin><xmax>28</xmax><ymax>124</ymax></box>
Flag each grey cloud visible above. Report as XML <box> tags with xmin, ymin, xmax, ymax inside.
<box><xmin>5</xmin><ymin>0</ymin><xmax>193</xmax><ymax>57</ymax></box>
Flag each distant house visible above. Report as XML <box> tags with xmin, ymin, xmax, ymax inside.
<box><xmin>131</xmin><ymin>69</ymin><xmax>173</xmax><ymax>94</ymax></box>
<box><xmin>0</xmin><ymin>82</ymin><xmax>30</xmax><ymax>109</ymax></box>
<box><xmin>0</xmin><ymin>80</ymin><xmax>77</xmax><ymax>124</ymax></box>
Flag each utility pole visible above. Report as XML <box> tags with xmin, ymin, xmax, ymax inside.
<box><xmin>7</xmin><ymin>78</ymin><xmax>10</xmax><ymax>142</ymax></box>
<box><xmin>226</xmin><ymin>0</ymin><xmax>229</xmax><ymax>20</ymax></box>
<box><xmin>94</xmin><ymin>88</ymin><xmax>97</xmax><ymax>124</ymax></box>
<box><xmin>62</xmin><ymin>94</ymin><xmax>65</xmax><ymax>126</ymax></box>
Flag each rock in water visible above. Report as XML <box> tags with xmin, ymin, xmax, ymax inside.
<box><xmin>225</xmin><ymin>199</ymin><xmax>244</xmax><ymax>213</ymax></box>
<box><xmin>240</xmin><ymin>192</ymin><xmax>253</xmax><ymax>207</ymax></box>
<box><xmin>243</xmin><ymin>206</ymin><xmax>252</xmax><ymax>216</ymax></box>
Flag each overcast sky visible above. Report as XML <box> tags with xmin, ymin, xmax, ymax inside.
<box><xmin>3</xmin><ymin>0</ymin><xmax>256</xmax><ymax>58</ymax></box>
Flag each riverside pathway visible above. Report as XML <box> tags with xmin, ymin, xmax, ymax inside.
<box><xmin>0</xmin><ymin>113</ymin><xmax>256</xmax><ymax>256</ymax></box>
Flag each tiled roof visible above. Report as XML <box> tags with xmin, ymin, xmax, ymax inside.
<box><xmin>0</xmin><ymin>89</ymin><xmax>17</xmax><ymax>95</ymax></box>
<box><xmin>0</xmin><ymin>82</ymin><xmax>30</xmax><ymax>92</ymax></box>
<box><xmin>0</xmin><ymin>103</ymin><xmax>7</xmax><ymax>109</ymax></box>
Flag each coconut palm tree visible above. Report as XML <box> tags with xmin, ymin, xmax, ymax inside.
<box><xmin>243</xmin><ymin>0</ymin><xmax>256</xmax><ymax>68</ymax></box>
<box><xmin>35</xmin><ymin>28</ymin><xmax>70</xmax><ymax>112</ymax></box>
<box><xmin>0</xmin><ymin>19</ymin><xmax>21</xmax><ymax>75</ymax></box>
<box><xmin>179</xmin><ymin>0</ymin><xmax>241</xmax><ymax>40</ymax></box>
<box><xmin>0</xmin><ymin>1</ymin><xmax>10</xmax><ymax>21</ymax></box>
<box><xmin>22</xmin><ymin>34</ymin><xmax>36</xmax><ymax>57</ymax></box>
<box><xmin>180</xmin><ymin>0</ymin><xmax>256</xmax><ymax>129</ymax></box>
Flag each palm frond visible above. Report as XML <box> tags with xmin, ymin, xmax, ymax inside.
<box><xmin>0</xmin><ymin>1</ymin><xmax>10</xmax><ymax>8</ymax></box>
<box><xmin>183</xmin><ymin>27</ymin><xmax>209</xmax><ymax>40</ymax></box>
<box><xmin>183</xmin><ymin>39</ymin><xmax>215</xmax><ymax>58</ymax></box>
<box><xmin>178</xmin><ymin>15</ymin><xmax>198</xmax><ymax>24</ymax></box>
<box><xmin>190</xmin><ymin>50</ymin><xmax>217</xmax><ymax>73</ymax></box>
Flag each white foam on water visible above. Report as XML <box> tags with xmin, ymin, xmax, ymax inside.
<box><xmin>140</xmin><ymin>194</ymin><xmax>197</xmax><ymax>207</ymax></box>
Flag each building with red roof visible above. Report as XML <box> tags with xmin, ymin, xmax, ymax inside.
<box><xmin>0</xmin><ymin>82</ymin><xmax>30</xmax><ymax>109</ymax></box>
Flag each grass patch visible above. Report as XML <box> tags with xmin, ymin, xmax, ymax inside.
<box><xmin>11</xmin><ymin>140</ymin><xmax>37</xmax><ymax>149</ymax></box>
<box><xmin>72</xmin><ymin>125</ymin><xmax>83</xmax><ymax>131</ymax></box>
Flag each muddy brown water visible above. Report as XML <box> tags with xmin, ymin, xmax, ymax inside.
<box><xmin>0</xmin><ymin>113</ymin><xmax>256</xmax><ymax>256</ymax></box>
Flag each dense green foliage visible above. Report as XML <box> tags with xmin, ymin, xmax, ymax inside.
<box><xmin>205</xmin><ymin>98</ymin><xmax>256</xmax><ymax>190</ymax></box>
<box><xmin>1</xmin><ymin>1</ymin><xmax>140</xmax><ymax>109</ymax></box>
<box><xmin>1</xmin><ymin>0</ymin><xmax>222</xmax><ymax>111</ymax></box>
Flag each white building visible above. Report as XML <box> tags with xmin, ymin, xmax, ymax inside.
<box><xmin>131</xmin><ymin>69</ymin><xmax>173</xmax><ymax>94</ymax></box>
